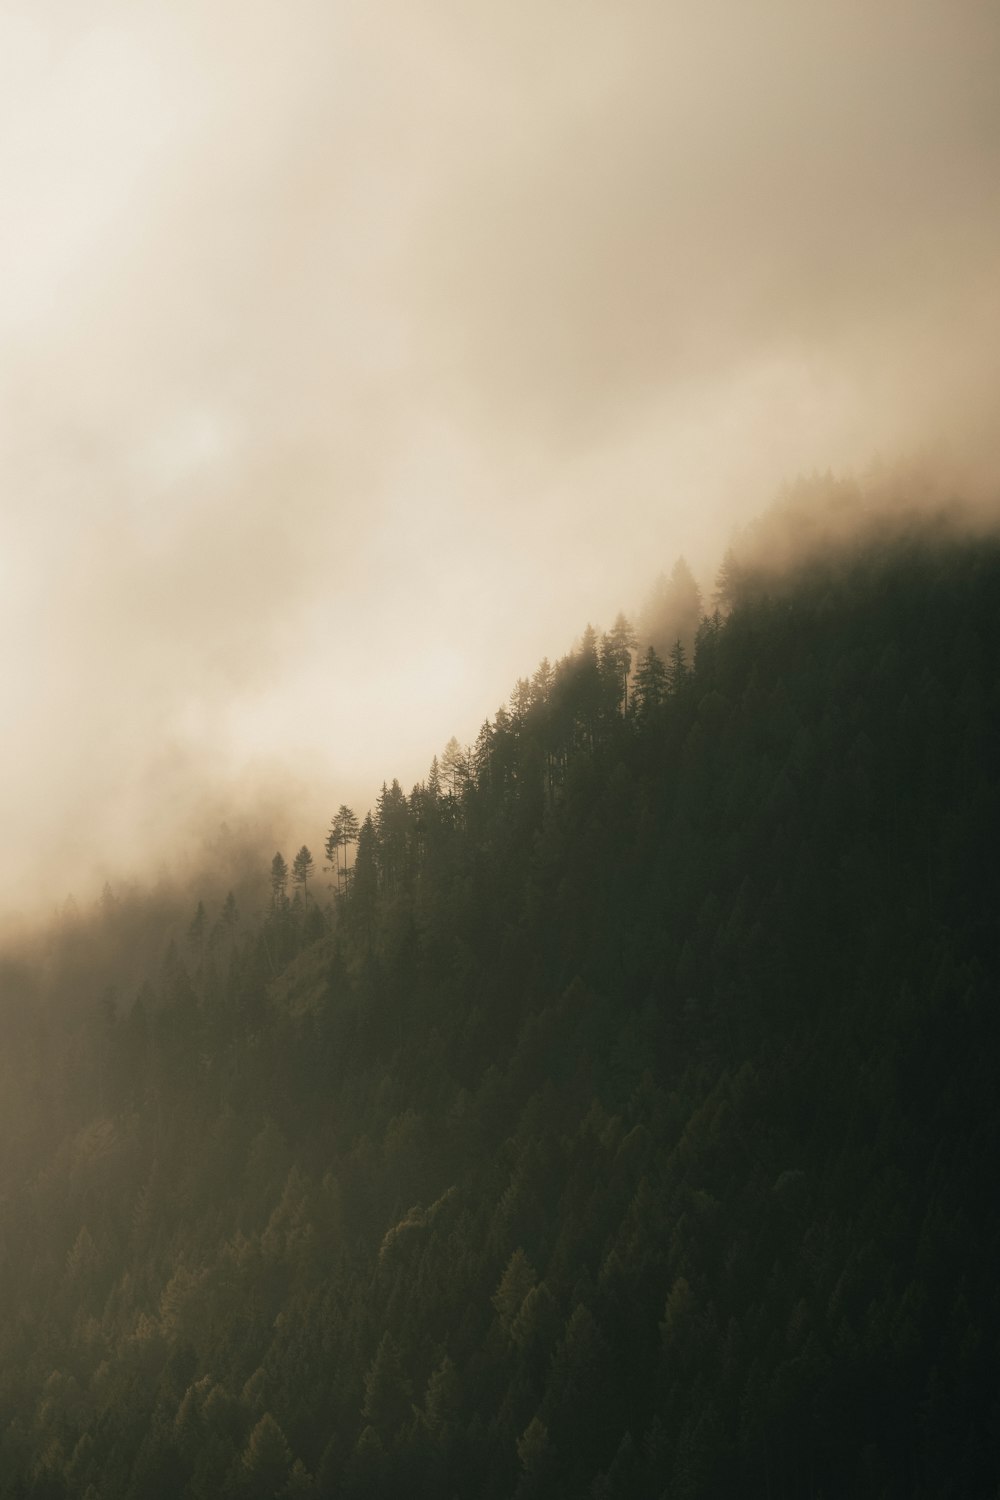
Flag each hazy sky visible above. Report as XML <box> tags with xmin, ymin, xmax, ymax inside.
<box><xmin>2</xmin><ymin>0</ymin><xmax>999</xmax><ymax>914</ymax></box>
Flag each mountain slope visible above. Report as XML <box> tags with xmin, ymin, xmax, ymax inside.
<box><xmin>1</xmin><ymin>505</ymin><xmax>998</xmax><ymax>1499</ymax></box>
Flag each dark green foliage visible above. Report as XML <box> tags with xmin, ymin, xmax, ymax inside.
<box><xmin>0</xmin><ymin>503</ymin><xmax>999</xmax><ymax>1496</ymax></box>
<box><xmin>632</xmin><ymin>644</ymin><xmax>668</xmax><ymax>723</ymax></box>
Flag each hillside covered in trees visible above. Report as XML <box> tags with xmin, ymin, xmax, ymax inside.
<box><xmin>0</xmin><ymin>486</ymin><xmax>998</xmax><ymax>1498</ymax></box>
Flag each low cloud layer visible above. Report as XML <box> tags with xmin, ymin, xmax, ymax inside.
<box><xmin>2</xmin><ymin>0</ymin><xmax>999</xmax><ymax>915</ymax></box>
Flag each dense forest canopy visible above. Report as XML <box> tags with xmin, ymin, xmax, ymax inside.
<box><xmin>1</xmin><ymin>485</ymin><xmax>998</xmax><ymax>1498</ymax></box>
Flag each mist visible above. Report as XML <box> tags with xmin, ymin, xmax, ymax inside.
<box><xmin>3</xmin><ymin>0</ymin><xmax>999</xmax><ymax>916</ymax></box>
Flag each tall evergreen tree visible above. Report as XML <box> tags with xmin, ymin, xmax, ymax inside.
<box><xmin>441</xmin><ymin>737</ymin><xmax>469</xmax><ymax>799</ymax></box>
<box><xmin>603</xmin><ymin>611</ymin><xmax>639</xmax><ymax>712</ymax></box>
<box><xmin>325</xmin><ymin>806</ymin><xmax>360</xmax><ymax>896</ymax></box>
<box><xmin>666</xmin><ymin>639</ymin><xmax>690</xmax><ymax>693</ymax></box>
<box><xmin>292</xmin><ymin>846</ymin><xmax>314</xmax><ymax>903</ymax></box>
<box><xmin>270</xmin><ymin>852</ymin><xmax>289</xmax><ymax>911</ymax></box>
<box><xmin>641</xmin><ymin>556</ymin><xmax>703</xmax><ymax>657</ymax></box>
<box><xmin>633</xmin><ymin>645</ymin><xmax>668</xmax><ymax>722</ymax></box>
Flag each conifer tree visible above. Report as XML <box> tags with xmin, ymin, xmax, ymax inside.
<box><xmin>493</xmin><ymin>1247</ymin><xmax>538</xmax><ymax>1334</ymax></box>
<box><xmin>509</xmin><ymin>677</ymin><xmax>533</xmax><ymax>726</ymax></box>
<box><xmin>375</xmin><ymin>781</ymin><xmax>409</xmax><ymax>894</ymax></box>
<box><xmin>633</xmin><ymin>645</ymin><xmax>668</xmax><ymax>722</ymax></box>
<box><xmin>221</xmin><ymin>889</ymin><xmax>239</xmax><ymax>932</ymax></box>
<box><xmin>241</xmin><ymin>1413</ymin><xmax>292</xmax><ymax>1499</ymax></box>
<box><xmin>666</xmin><ymin>639</ymin><xmax>690</xmax><ymax>693</ymax></box>
<box><xmin>292</xmin><ymin>846</ymin><xmax>314</xmax><ymax>903</ymax></box>
<box><xmin>641</xmin><ymin>556</ymin><xmax>703</xmax><ymax>656</ymax></box>
<box><xmin>531</xmin><ymin>657</ymin><xmax>553</xmax><ymax>706</ymax></box>
<box><xmin>325</xmin><ymin>806</ymin><xmax>360</xmax><ymax>896</ymax></box>
<box><xmin>604</xmin><ymin>611</ymin><xmax>639</xmax><ymax>712</ymax></box>
<box><xmin>188</xmin><ymin>900</ymin><xmax>206</xmax><ymax>950</ymax></box>
<box><xmin>570</xmin><ymin>625</ymin><xmax>603</xmax><ymax>750</ymax></box>
<box><xmin>270</xmin><ymin>852</ymin><xmax>289</xmax><ymax>911</ymax></box>
<box><xmin>350</xmin><ymin>813</ymin><xmax>379</xmax><ymax>942</ymax></box>
<box><xmin>362</xmin><ymin>1332</ymin><xmax>412</xmax><ymax>1435</ymax></box>
<box><xmin>441</xmin><ymin>737</ymin><xmax>469</xmax><ymax>798</ymax></box>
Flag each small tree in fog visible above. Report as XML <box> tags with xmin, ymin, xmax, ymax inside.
<box><xmin>603</xmin><ymin>611</ymin><xmax>639</xmax><ymax>712</ymax></box>
<box><xmin>634</xmin><ymin>645</ymin><xmax>668</xmax><ymax>722</ymax></box>
<box><xmin>270</xmin><ymin>853</ymin><xmax>288</xmax><ymax>911</ymax></box>
<box><xmin>667</xmin><ymin>639</ymin><xmax>690</xmax><ymax>694</ymax></box>
<box><xmin>292</xmin><ymin>846</ymin><xmax>314</xmax><ymax>903</ymax></box>
<box><xmin>188</xmin><ymin>900</ymin><xmax>206</xmax><ymax>951</ymax></box>
<box><xmin>325</xmin><ymin>805</ymin><xmax>360</xmax><ymax>896</ymax></box>
<box><xmin>440</xmin><ymin>737</ymin><xmax>469</xmax><ymax>798</ymax></box>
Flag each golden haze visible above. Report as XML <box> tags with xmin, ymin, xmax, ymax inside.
<box><xmin>1</xmin><ymin>0</ymin><xmax>999</xmax><ymax>917</ymax></box>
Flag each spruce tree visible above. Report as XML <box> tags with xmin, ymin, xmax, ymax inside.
<box><xmin>292</xmin><ymin>846</ymin><xmax>314</xmax><ymax>903</ymax></box>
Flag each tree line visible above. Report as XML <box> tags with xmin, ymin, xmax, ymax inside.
<box><xmin>0</xmin><ymin>494</ymin><xmax>997</xmax><ymax>1497</ymax></box>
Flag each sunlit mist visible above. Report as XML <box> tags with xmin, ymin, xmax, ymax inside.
<box><xmin>3</xmin><ymin>0</ymin><xmax>999</xmax><ymax>914</ymax></box>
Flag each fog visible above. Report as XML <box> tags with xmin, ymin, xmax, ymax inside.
<box><xmin>2</xmin><ymin>0</ymin><xmax>999</xmax><ymax>916</ymax></box>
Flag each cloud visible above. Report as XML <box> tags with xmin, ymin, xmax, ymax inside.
<box><xmin>1</xmin><ymin>0</ymin><xmax>999</xmax><ymax>914</ymax></box>
<box><xmin>399</xmin><ymin>1</ymin><xmax>1000</xmax><ymax>451</ymax></box>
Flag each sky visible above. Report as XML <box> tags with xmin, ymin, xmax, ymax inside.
<box><xmin>2</xmin><ymin>0</ymin><xmax>999</xmax><ymax>916</ymax></box>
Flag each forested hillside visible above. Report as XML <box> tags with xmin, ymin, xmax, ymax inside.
<box><xmin>1</xmin><ymin>495</ymin><xmax>998</xmax><ymax>1498</ymax></box>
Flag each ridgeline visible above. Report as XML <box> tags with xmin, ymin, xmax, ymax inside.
<box><xmin>1</xmin><ymin>491</ymin><xmax>998</xmax><ymax>1498</ymax></box>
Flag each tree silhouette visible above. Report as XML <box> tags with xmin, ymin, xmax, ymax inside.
<box><xmin>221</xmin><ymin>890</ymin><xmax>239</xmax><ymax>932</ymax></box>
<box><xmin>188</xmin><ymin>900</ymin><xmax>206</xmax><ymax>951</ymax></box>
<box><xmin>241</xmin><ymin>1412</ymin><xmax>292</xmax><ymax>1498</ymax></box>
<box><xmin>633</xmin><ymin>645</ymin><xmax>668</xmax><ymax>722</ymax></box>
<box><xmin>362</xmin><ymin>1332</ymin><xmax>412</xmax><ymax>1436</ymax></box>
<box><xmin>292</xmin><ymin>846</ymin><xmax>314</xmax><ymax>904</ymax></box>
<box><xmin>603</xmin><ymin>611</ymin><xmax>639</xmax><ymax>712</ymax></box>
<box><xmin>441</xmin><ymin>736</ymin><xmax>469</xmax><ymax>799</ymax></box>
<box><xmin>270</xmin><ymin>852</ymin><xmax>289</xmax><ymax>911</ymax></box>
<box><xmin>325</xmin><ymin>806</ymin><xmax>360</xmax><ymax>896</ymax></box>
<box><xmin>350</xmin><ymin>813</ymin><xmax>379</xmax><ymax>943</ymax></box>
<box><xmin>641</xmin><ymin>556</ymin><xmax>703</xmax><ymax>657</ymax></box>
<box><xmin>666</xmin><ymin>639</ymin><xmax>690</xmax><ymax>694</ymax></box>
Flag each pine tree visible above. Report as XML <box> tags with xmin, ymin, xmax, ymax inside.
<box><xmin>350</xmin><ymin>813</ymin><xmax>379</xmax><ymax>943</ymax></box>
<box><xmin>667</xmin><ymin>639</ymin><xmax>690</xmax><ymax>694</ymax></box>
<box><xmin>292</xmin><ymin>846</ymin><xmax>314</xmax><ymax>903</ymax></box>
<box><xmin>531</xmin><ymin>657</ymin><xmax>553</xmax><ymax>706</ymax></box>
<box><xmin>241</xmin><ymin>1413</ymin><xmax>292</xmax><ymax>1499</ymax></box>
<box><xmin>441</xmin><ymin>737</ymin><xmax>469</xmax><ymax>798</ymax></box>
<box><xmin>326</xmin><ymin>805</ymin><xmax>360</xmax><ymax>896</ymax></box>
<box><xmin>493</xmin><ymin>1248</ymin><xmax>538</xmax><ymax>1335</ymax></box>
<box><xmin>270</xmin><ymin>852</ymin><xmax>289</xmax><ymax>911</ymax></box>
<box><xmin>188</xmin><ymin>900</ymin><xmax>206</xmax><ymax>950</ymax></box>
<box><xmin>633</xmin><ymin>645</ymin><xmax>668</xmax><ymax>723</ymax></box>
<box><xmin>714</xmin><ymin>547</ymin><xmax>748</xmax><ymax>610</ymax></box>
<box><xmin>641</xmin><ymin>556</ymin><xmax>703</xmax><ymax>656</ymax></box>
<box><xmin>362</xmin><ymin>1332</ymin><xmax>412</xmax><ymax>1435</ymax></box>
<box><xmin>604</xmin><ymin>611</ymin><xmax>639</xmax><ymax>712</ymax></box>
<box><xmin>569</xmin><ymin>625</ymin><xmax>603</xmax><ymax>751</ymax></box>
<box><xmin>375</xmin><ymin>781</ymin><xmax>409</xmax><ymax>894</ymax></box>
<box><xmin>221</xmin><ymin>890</ymin><xmax>239</xmax><ymax>933</ymax></box>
